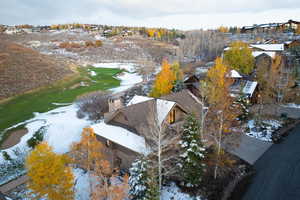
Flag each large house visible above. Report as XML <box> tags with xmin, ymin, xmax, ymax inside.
<box><xmin>91</xmin><ymin>89</ymin><xmax>203</xmax><ymax>169</ymax></box>
<box><xmin>241</xmin><ymin>19</ymin><xmax>300</xmax><ymax>33</ymax></box>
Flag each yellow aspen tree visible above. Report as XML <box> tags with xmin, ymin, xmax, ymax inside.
<box><xmin>150</xmin><ymin>59</ymin><xmax>176</xmax><ymax>97</ymax></box>
<box><xmin>171</xmin><ymin>61</ymin><xmax>183</xmax><ymax>80</ymax></box>
<box><xmin>71</xmin><ymin>128</ymin><xmax>128</xmax><ymax>200</ymax></box>
<box><xmin>147</xmin><ymin>29</ymin><xmax>156</xmax><ymax>38</ymax></box>
<box><xmin>26</xmin><ymin>142</ymin><xmax>74</xmax><ymax>200</ymax></box>
<box><xmin>224</xmin><ymin>41</ymin><xmax>254</xmax><ymax>74</ymax></box>
<box><xmin>206</xmin><ymin>57</ymin><xmax>239</xmax><ymax>179</ymax></box>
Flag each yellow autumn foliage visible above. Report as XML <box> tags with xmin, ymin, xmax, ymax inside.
<box><xmin>26</xmin><ymin>142</ymin><xmax>74</xmax><ymax>200</ymax></box>
<box><xmin>224</xmin><ymin>41</ymin><xmax>254</xmax><ymax>74</ymax></box>
<box><xmin>150</xmin><ymin>59</ymin><xmax>176</xmax><ymax>97</ymax></box>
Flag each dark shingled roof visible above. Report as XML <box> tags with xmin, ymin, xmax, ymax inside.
<box><xmin>105</xmin><ymin>89</ymin><xmax>203</xmax><ymax>142</ymax></box>
<box><xmin>161</xmin><ymin>89</ymin><xmax>203</xmax><ymax>119</ymax></box>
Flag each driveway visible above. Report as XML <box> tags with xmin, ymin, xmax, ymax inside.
<box><xmin>242</xmin><ymin>123</ymin><xmax>300</xmax><ymax>200</ymax></box>
<box><xmin>226</xmin><ymin>134</ymin><xmax>272</xmax><ymax>164</ymax></box>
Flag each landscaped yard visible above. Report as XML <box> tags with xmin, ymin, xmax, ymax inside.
<box><xmin>0</xmin><ymin>66</ymin><xmax>122</xmax><ymax>144</ymax></box>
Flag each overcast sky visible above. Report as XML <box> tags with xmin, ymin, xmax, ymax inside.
<box><xmin>1</xmin><ymin>0</ymin><xmax>300</xmax><ymax>30</ymax></box>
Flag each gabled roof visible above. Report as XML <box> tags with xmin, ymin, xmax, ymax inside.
<box><xmin>252</xmin><ymin>51</ymin><xmax>276</xmax><ymax>59</ymax></box>
<box><xmin>228</xmin><ymin>70</ymin><xmax>242</xmax><ymax>78</ymax></box>
<box><xmin>161</xmin><ymin>89</ymin><xmax>203</xmax><ymax>119</ymax></box>
<box><xmin>105</xmin><ymin>97</ymin><xmax>183</xmax><ymax>139</ymax></box>
<box><xmin>127</xmin><ymin>95</ymin><xmax>153</xmax><ymax>106</ymax></box>
<box><xmin>250</xmin><ymin>44</ymin><xmax>284</xmax><ymax>51</ymax></box>
<box><xmin>91</xmin><ymin>122</ymin><xmax>149</xmax><ymax>154</ymax></box>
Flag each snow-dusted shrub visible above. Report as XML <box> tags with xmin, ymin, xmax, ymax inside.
<box><xmin>2</xmin><ymin>151</ymin><xmax>11</xmax><ymax>161</ymax></box>
<box><xmin>0</xmin><ymin>147</ymin><xmax>27</xmax><ymax>185</ymax></box>
<box><xmin>27</xmin><ymin>126</ymin><xmax>46</xmax><ymax>149</ymax></box>
<box><xmin>76</xmin><ymin>91</ymin><xmax>110</xmax><ymax>121</ymax></box>
<box><xmin>233</xmin><ymin>95</ymin><xmax>250</xmax><ymax>121</ymax></box>
<box><xmin>179</xmin><ymin>114</ymin><xmax>207</xmax><ymax>187</ymax></box>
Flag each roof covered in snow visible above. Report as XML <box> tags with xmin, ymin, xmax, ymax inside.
<box><xmin>156</xmin><ymin>99</ymin><xmax>176</xmax><ymax>125</ymax></box>
<box><xmin>104</xmin><ymin>90</ymin><xmax>203</xmax><ymax>143</ymax></box>
<box><xmin>252</xmin><ymin>51</ymin><xmax>276</xmax><ymax>59</ymax></box>
<box><xmin>127</xmin><ymin>95</ymin><xmax>154</xmax><ymax>106</ymax></box>
<box><xmin>250</xmin><ymin>44</ymin><xmax>284</xmax><ymax>51</ymax></box>
<box><xmin>91</xmin><ymin>122</ymin><xmax>148</xmax><ymax>154</ymax></box>
<box><xmin>243</xmin><ymin>81</ymin><xmax>258</xmax><ymax>97</ymax></box>
<box><xmin>228</xmin><ymin>70</ymin><xmax>242</xmax><ymax>78</ymax></box>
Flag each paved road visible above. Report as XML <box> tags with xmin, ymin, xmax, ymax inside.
<box><xmin>242</xmin><ymin>123</ymin><xmax>300</xmax><ymax>200</ymax></box>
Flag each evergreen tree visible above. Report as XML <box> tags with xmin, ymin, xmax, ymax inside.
<box><xmin>129</xmin><ymin>158</ymin><xmax>159</xmax><ymax>200</ymax></box>
<box><xmin>172</xmin><ymin>80</ymin><xmax>186</xmax><ymax>92</ymax></box>
<box><xmin>234</xmin><ymin>95</ymin><xmax>250</xmax><ymax>121</ymax></box>
<box><xmin>129</xmin><ymin>158</ymin><xmax>149</xmax><ymax>200</ymax></box>
<box><xmin>179</xmin><ymin>114</ymin><xmax>207</xmax><ymax>187</ymax></box>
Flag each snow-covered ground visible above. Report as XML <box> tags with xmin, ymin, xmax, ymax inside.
<box><xmin>74</xmin><ymin>168</ymin><xmax>90</xmax><ymax>200</ymax></box>
<box><xmin>246</xmin><ymin>119</ymin><xmax>282</xmax><ymax>142</ymax></box>
<box><xmin>92</xmin><ymin>62</ymin><xmax>137</xmax><ymax>73</ymax></box>
<box><xmin>162</xmin><ymin>182</ymin><xmax>203</xmax><ymax>200</ymax></box>
<box><xmin>74</xmin><ymin>169</ymin><xmax>201</xmax><ymax>200</ymax></box>
<box><xmin>0</xmin><ymin>104</ymin><xmax>91</xmax><ymax>162</ymax></box>
<box><xmin>91</xmin><ymin>62</ymin><xmax>143</xmax><ymax>93</ymax></box>
<box><xmin>110</xmin><ymin>72</ymin><xmax>143</xmax><ymax>93</ymax></box>
<box><xmin>282</xmin><ymin>103</ymin><xmax>300</xmax><ymax>109</ymax></box>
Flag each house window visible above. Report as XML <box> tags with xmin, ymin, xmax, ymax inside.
<box><xmin>168</xmin><ymin>109</ymin><xmax>176</xmax><ymax>124</ymax></box>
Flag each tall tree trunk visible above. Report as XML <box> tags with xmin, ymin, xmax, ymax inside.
<box><xmin>158</xmin><ymin>126</ymin><xmax>162</xmax><ymax>200</ymax></box>
<box><xmin>214</xmin><ymin>112</ymin><xmax>223</xmax><ymax>179</ymax></box>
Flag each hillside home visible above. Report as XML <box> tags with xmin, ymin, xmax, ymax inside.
<box><xmin>227</xmin><ymin>70</ymin><xmax>258</xmax><ymax>102</ymax></box>
<box><xmin>91</xmin><ymin>90</ymin><xmax>203</xmax><ymax>169</ymax></box>
<box><xmin>241</xmin><ymin>19</ymin><xmax>300</xmax><ymax>33</ymax></box>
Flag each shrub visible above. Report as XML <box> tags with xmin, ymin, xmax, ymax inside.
<box><xmin>76</xmin><ymin>91</ymin><xmax>110</xmax><ymax>121</ymax></box>
<box><xmin>2</xmin><ymin>151</ymin><xmax>11</xmax><ymax>161</ymax></box>
<box><xmin>27</xmin><ymin>126</ymin><xmax>46</xmax><ymax>149</ymax></box>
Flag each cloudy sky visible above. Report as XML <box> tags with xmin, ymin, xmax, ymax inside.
<box><xmin>1</xmin><ymin>0</ymin><xmax>300</xmax><ymax>30</ymax></box>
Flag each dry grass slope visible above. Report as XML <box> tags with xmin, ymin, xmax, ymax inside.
<box><xmin>0</xmin><ymin>40</ymin><xmax>73</xmax><ymax>100</ymax></box>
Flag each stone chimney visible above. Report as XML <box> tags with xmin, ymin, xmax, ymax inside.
<box><xmin>108</xmin><ymin>97</ymin><xmax>123</xmax><ymax>112</ymax></box>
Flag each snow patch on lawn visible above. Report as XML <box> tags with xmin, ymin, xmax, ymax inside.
<box><xmin>92</xmin><ymin>63</ymin><xmax>137</xmax><ymax>73</ymax></box>
<box><xmin>161</xmin><ymin>182</ymin><xmax>203</xmax><ymax>200</ymax></box>
<box><xmin>246</xmin><ymin>119</ymin><xmax>282</xmax><ymax>142</ymax></box>
<box><xmin>110</xmin><ymin>72</ymin><xmax>142</xmax><ymax>93</ymax></box>
<box><xmin>0</xmin><ymin>104</ymin><xmax>91</xmax><ymax>161</ymax></box>
<box><xmin>90</xmin><ymin>70</ymin><xmax>97</xmax><ymax>76</ymax></box>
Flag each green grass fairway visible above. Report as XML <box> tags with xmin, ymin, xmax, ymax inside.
<box><xmin>0</xmin><ymin>66</ymin><xmax>122</xmax><ymax>144</ymax></box>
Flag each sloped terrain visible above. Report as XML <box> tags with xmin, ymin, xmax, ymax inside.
<box><xmin>0</xmin><ymin>40</ymin><xmax>73</xmax><ymax>100</ymax></box>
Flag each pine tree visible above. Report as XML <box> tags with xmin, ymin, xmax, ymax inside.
<box><xmin>129</xmin><ymin>158</ymin><xmax>149</xmax><ymax>200</ymax></box>
<box><xmin>26</xmin><ymin>142</ymin><xmax>74</xmax><ymax>200</ymax></box>
<box><xmin>172</xmin><ymin>80</ymin><xmax>186</xmax><ymax>92</ymax></box>
<box><xmin>179</xmin><ymin>114</ymin><xmax>206</xmax><ymax>187</ymax></box>
<box><xmin>234</xmin><ymin>95</ymin><xmax>250</xmax><ymax>121</ymax></box>
<box><xmin>129</xmin><ymin>158</ymin><xmax>159</xmax><ymax>200</ymax></box>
